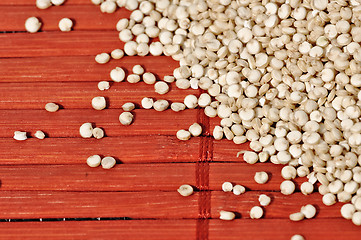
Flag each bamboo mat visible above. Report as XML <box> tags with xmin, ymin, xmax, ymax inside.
<box><xmin>0</xmin><ymin>1</ymin><xmax>360</xmax><ymax>239</ymax></box>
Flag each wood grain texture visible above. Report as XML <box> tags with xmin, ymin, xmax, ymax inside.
<box><xmin>0</xmin><ymin>109</ymin><xmax>199</xmax><ymax>136</ymax></box>
<box><xmin>0</xmin><ymin>163</ymin><xmax>196</xmax><ymax>191</ymax></box>
<box><xmin>0</xmin><ymin>191</ymin><xmax>199</xmax><ymax>219</ymax></box>
<box><xmin>0</xmin><ymin>220</ymin><xmax>197</xmax><ymax>240</ymax></box>
<box><xmin>0</xmin><ymin>56</ymin><xmax>179</xmax><ymax>82</ymax></box>
<box><xmin>0</xmin><ymin>31</ymin><xmax>122</xmax><ymax>57</ymax></box>
<box><xmin>1</xmin><ymin>0</ymin><xmax>92</xmax><ymax>5</ymax></box>
<box><xmin>0</xmin><ymin>82</ymin><xmax>197</xmax><ymax>109</ymax></box>
<box><xmin>0</xmin><ymin>136</ymin><xmax>200</xmax><ymax>164</ymax></box>
<box><xmin>0</xmin><ymin>5</ymin><xmax>130</xmax><ymax>31</ymax></box>
<box><xmin>209</xmin><ymin>219</ymin><xmax>361</xmax><ymax>240</ymax></box>
<box><xmin>0</xmin><ymin>219</ymin><xmax>359</xmax><ymax>240</ymax></box>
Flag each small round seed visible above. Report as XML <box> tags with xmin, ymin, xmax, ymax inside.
<box><xmin>153</xmin><ymin>100</ymin><xmax>169</xmax><ymax>111</ymax></box>
<box><xmin>122</xmin><ymin>102</ymin><xmax>135</xmax><ymax>111</ymax></box>
<box><xmin>291</xmin><ymin>234</ymin><xmax>305</xmax><ymax>240</ymax></box>
<box><xmin>13</xmin><ymin>131</ymin><xmax>27</xmax><ymax>141</ymax></box>
<box><xmin>154</xmin><ymin>81</ymin><xmax>170</xmax><ymax>94</ymax></box>
<box><xmin>289</xmin><ymin>212</ymin><xmax>305</xmax><ymax>221</ymax></box>
<box><xmin>119</xmin><ymin>112</ymin><xmax>134</xmax><ymax>125</ymax></box>
<box><xmin>219</xmin><ymin>210</ymin><xmax>236</xmax><ymax>221</ymax></box>
<box><xmin>51</xmin><ymin>0</ymin><xmax>65</xmax><ymax>5</ymax></box>
<box><xmin>184</xmin><ymin>95</ymin><xmax>198</xmax><ymax>109</ymax></box>
<box><xmin>45</xmin><ymin>103</ymin><xmax>59</xmax><ymax>112</ymax></box>
<box><xmin>322</xmin><ymin>193</ymin><xmax>337</xmax><ymax>206</ymax></box>
<box><xmin>79</xmin><ymin>123</ymin><xmax>93</xmax><ymax>138</ymax></box>
<box><xmin>171</xmin><ymin>102</ymin><xmax>186</xmax><ymax>112</ymax></box>
<box><xmin>91</xmin><ymin>96</ymin><xmax>106</xmax><ymax>110</ymax></box>
<box><xmin>34</xmin><ymin>130</ymin><xmax>45</xmax><ymax>139</ymax></box>
<box><xmin>300</xmin><ymin>182</ymin><xmax>314</xmax><ymax>195</ymax></box>
<box><xmin>143</xmin><ymin>72</ymin><xmax>157</xmax><ymax>84</ymax></box>
<box><xmin>58</xmin><ymin>18</ymin><xmax>73</xmax><ymax>32</ymax></box>
<box><xmin>36</xmin><ymin>0</ymin><xmax>52</xmax><ymax>9</ymax></box>
<box><xmin>254</xmin><ymin>172</ymin><xmax>269</xmax><ymax>184</ymax></box>
<box><xmin>127</xmin><ymin>74</ymin><xmax>141</xmax><ymax>83</ymax></box>
<box><xmin>176</xmin><ymin>129</ymin><xmax>191</xmax><ymax>141</ymax></box>
<box><xmin>95</xmin><ymin>53</ymin><xmax>110</xmax><ymax>64</ymax></box>
<box><xmin>280</xmin><ymin>180</ymin><xmax>296</xmax><ymax>195</ymax></box>
<box><xmin>222</xmin><ymin>182</ymin><xmax>233</xmax><ymax>192</ymax></box>
<box><xmin>352</xmin><ymin>212</ymin><xmax>361</xmax><ymax>226</ymax></box>
<box><xmin>98</xmin><ymin>81</ymin><xmax>110</xmax><ymax>91</ymax></box>
<box><xmin>132</xmin><ymin>65</ymin><xmax>144</xmax><ymax>75</ymax></box>
<box><xmin>258</xmin><ymin>194</ymin><xmax>271</xmax><ymax>206</ymax></box>
<box><xmin>233</xmin><ymin>185</ymin><xmax>246</xmax><ymax>195</ymax></box>
<box><xmin>300</xmin><ymin>204</ymin><xmax>316</xmax><ymax>219</ymax></box>
<box><xmin>250</xmin><ymin>206</ymin><xmax>263</xmax><ymax>219</ymax></box>
<box><xmin>177</xmin><ymin>184</ymin><xmax>193</xmax><ymax>196</ymax></box>
<box><xmin>92</xmin><ymin>127</ymin><xmax>104</xmax><ymax>139</ymax></box>
<box><xmin>243</xmin><ymin>151</ymin><xmax>259</xmax><ymax>164</ymax></box>
<box><xmin>25</xmin><ymin>17</ymin><xmax>42</xmax><ymax>33</ymax></box>
<box><xmin>87</xmin><ymin>155</ymin><xmax>101</xmax><ymax>168</ymax></box>
<box><xmin>101</xmin><ymin>156</ymin><xmax>116</xmax><ymax>169</ymax></box>
<box><xmin>110</xmin><ymin>67</ymin><xmax>125</xmax><ymax>82</ymax></box>
<box><xmin>141</xmin><ymin>97</ymin><xmax>153</xmax><ymax>109</ymax></box>
<box><xmin>341</xmin><ymin>203</ymin><xmax>356</xmax><ymax>220</ymax></box>
<box><xmin>111</xmin><ymin>49</ymin><xmax>124</xmax><ymax>59</ymax></box>
<box><xmin>189</xmin><ymin>123</ymin><xmax>202</xmax><ymax>137</ymax></box>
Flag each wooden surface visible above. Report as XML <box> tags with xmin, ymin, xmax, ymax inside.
<box><xmin>0</xmin><ymin>1</ymin><xmax>360</xmax><ymax>240</ymax></box>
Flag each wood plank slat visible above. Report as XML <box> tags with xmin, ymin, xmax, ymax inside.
<box><xmin>0</xmin><ymin>220</ymin><xmax>197</xmax><ymax>240</ymax></box>
<box><xmin>0</xmin><ymin>136</ymin><xmax>200</xmax><ymax>164</ymax></box>
<box><xmin>0</xmin><ymin>0</ymin><xmax>91</xmax><ymax>5</ymax></box>
<box><xmin>0</xmin><ymin>191</ymin><xmax>199</xmax><ymax>219</ymax></box>
<box><xmin>211</xmin><ymin>191</ymin><xmax>342</xmax><ymax>219</ymax></box>
<box><xmin>0</xmin><ymin>56</ymin><xmax>179</xmax><ymax>82</ymax></box>
<box><xmin>0</xmin><ymin>82</ymin><xmax>197</xmax><ymax>109</ymax></box>
<box><xmin>0</xmin><ymin>219</ymin><xmax>359</xmax><ymax>240</ymax></box>
<box><xmin>209</xmin><ymin>219</ymin><xmax>361</xmax><ymax>240</ymax></box>
<box><xmin>0</xmin><ymin>31</ymin><xmax>122</xmax><ymax>57</ymax></box>
<box><xmin>0</xmin><ymin>163</ymin><xmax>196</xmax><ymax>191</ymax></box>
<box><xmin>0</xmin><ymin>5</ymin><xmax>130</xmax><ymax>31</ymax></box>
<box><xmin>0</xmin><ymin>109</ymin><xmax>199</xmax><ymax>137</ymax></box>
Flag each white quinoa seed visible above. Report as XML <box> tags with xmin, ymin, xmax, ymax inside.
<box><xmin>13</xmin><ymin>131</ymin><xmax>27</xmax><ymax>141</ymax></box>
<box><xmin>122</xmin><ymin>102</ymin><xmax>135</xmax><ymax>111</ymax></box>
<box><xmin>101</xmin><ymin>156</ymin><xmax>116</xmax><ymax>169</ymax></box>
<box><xmin>92</xmin><ymin>127</ymin><xmax>104</xmax><ymax>139</ymax></box>
<box><xmin>91</xmin><ymin>96</ymin><xmax>106</xmax><ymax>110</ymax></box>
<box><xmin>34</xmin><ymin>130</ymin><xmax>46</xmax><ymax>139</ymax></box>
<box><xmin>25</xmin><ymin>17</ymin><xmax>42</xmax><ymax>33</ymax></box>
<box><xmin>189</xmin><ymin>123</ymin><xmax>202</xmax><ymax>137</ymax></box>
<box><xmin>250</xmin><ymin>206</ymin><xmax>263</xmax><ymax>219</ymax></box>
<box><xmin>141</xmin><ymin>97</ymin><xmax>154</xmax><ymax>109</ymax></box>
<box><xmin>219</xmin><ymin>210</ymin><xmax>236</xmax><ymax>221</ymax></box>
<box><xmin>87</xmin><ymin>155</ymin><xmax>101</xmax><ymax>168</ymax></box>
<box><xmin>45</xmin><ymin>103</ymin><xmax>59</xmax><ymax>112</ymax></box>
<box><xmin>95</xmin><ymin>53</ymin><xmax>110</xmax><ymax>64</ymax></box>
<box><xmin>58</xmin><ymin>18</ymin><xmax>73</xmax><ymax>32</ymax></box>
<box><xmin>119</xmin><ymin>112</ymin><xmax>134</xmax><ymax>125</ymax></box>
<box><xmin>177</xmin><ymin>184</ymin><xmax>193</xmax><ymax>197</ymax></box>
<box><xmin>79</xmin><ymin>123</ymin><xmax>93</xmax><ymax>138</ymax></box>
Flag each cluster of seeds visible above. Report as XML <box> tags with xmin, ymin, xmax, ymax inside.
<box><xmin>79</xmin><ymin>123</ymin><xmax>105</xmax><ymax>139</ymax></box>
<box><xmin>13</xmin><ymin>130</ymin><xmax>46</xmax><ymax>141</ymax></box>
<box><xmin>87</xmin><ymin>155</ymin><xmax>117</xmax><ymax>169</ymax></box>
<box><xmin>25</xmin><ymin>1</ymin><xmax>73</xmax><ymax>33</ymax></box>
<box><xmin>220</xmin><ymin>181</ymin><xmax>271</xmax><ymax>220</ymax></box>
<box><xmin>89</xmin><ymin>0</ymin><xmax>361</xmax><ymax>227</ymax></box>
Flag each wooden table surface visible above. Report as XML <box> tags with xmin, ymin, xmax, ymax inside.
<box><xmin>0</xmin><ymin>1</ymin><xmax>360</xmax><ymax>239</ymax></box>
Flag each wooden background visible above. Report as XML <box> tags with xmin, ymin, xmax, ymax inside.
<box><xmin>0</xmin><ymin>1</ymin><xmax>360</xmax><ymax>239</ymax></box>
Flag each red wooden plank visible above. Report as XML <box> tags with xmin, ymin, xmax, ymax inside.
<box><xmin>0</xmin><ymin>136</ymin><xmax>200</xmax><ymax>164</ymax></box>
<box><xmin>213</xmin><ymin>139</ymin><xmax>251</xmax><ymax>162</ymax></box>
<box><xmin>0</xmin><ymin>0</ymin><xmax>91</xmax><ymax>5</ymax></box>
<box><xmin>209</xmin><ymin>162</ymin><xmax>308</xmax><ymax>191</ymax></box>
<box><xmin>211</xmin><ymin>191</ymin><xmax>342</xmax><ymax>219</ymax></box>
<box><xmin>0</xmin><ymin>163</ymin><xmax>196</xmax><ymax>191</ymax></box>
<box><xmin>0</xmin><ymin>220</ymin><xmax>197</xmax><ymax>240</ymax></box>
<box><xmin>0</xmin><ymin>109</ymin><xmax>198</xmax><ymax>137</ymax></box>
<box><xmin>0</xmin><ymin>31</ymin><xmax>122</xmax><ymax>57</ymax></box>
<box><xmin>0</xmin><ymin>5</ymin><xmax>130</xmax><ymax>31</ymax></box>
<box><xmin>0</xmin><ymin>191</ymin><xmax>199</xmax><ymax>219</ymax></box>
<box><xmin>0</xmin><ymin>56</ymin><xmax>179</xmax><ymax>82</ymax></box>
<box><xmin>209</xmin><ymin>219</ymin><xmax>361</xmax><ymax>240</ymax></box>
<box><xmin>0</xmin><ymin>82</ymin><xmax>197</xmax><ymax>109</ymax></box>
